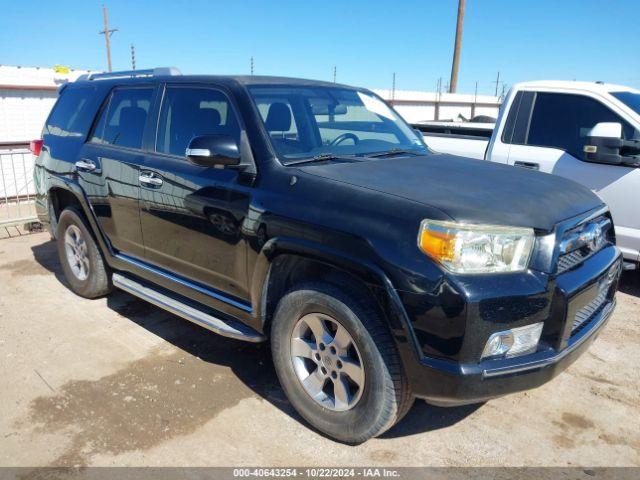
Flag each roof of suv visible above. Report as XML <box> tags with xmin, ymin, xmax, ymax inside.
<box><xmin>73</xmin><ymin>70</ymin><xmax>359</xmax><ymax>90</ymax></box>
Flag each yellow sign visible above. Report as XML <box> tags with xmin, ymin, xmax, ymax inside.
<box><xmin>53</xmin><ymin>65</ymin><xmax>70</xmax><ymax>74</ymax></box>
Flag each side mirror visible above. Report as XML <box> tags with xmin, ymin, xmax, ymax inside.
<box><xmin>583</xmin><ymin>122</ymin><xmax>624</xmax><ymax>165</ymax></box>
<box><xmin>186</xmin><ymin>135</ymin><xmax>241</xmax><ymax>168</ymax></box>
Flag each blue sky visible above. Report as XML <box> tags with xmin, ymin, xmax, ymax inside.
<box><xmin>2</xmin><ymin>0</ymin><xmax>638</xmax><ymax>95</ymax></box>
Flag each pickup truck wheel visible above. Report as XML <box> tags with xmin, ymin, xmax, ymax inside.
<box><xmin>271</xmin><ymin>282</ymin><xmax>413</xmax><ymax>444</ymax></box>
<box><xmin>56</xmin><ymin>207</ymin><xmax>112</xmax><ymax>298</ymax></box>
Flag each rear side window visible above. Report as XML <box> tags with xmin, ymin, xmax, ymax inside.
<box><xmin>44</xmin><ymin>87</ymin><xmax>96</xmax><ymax>138</ymax></box>
<box><xmin>155</xmin><ymin>86</ymin><xmax>241</xmax><ymax>157</ymax></box>
<box><xmin>90</xmin><ymin>87</ymin><xmax>154</xmax><ymax>149</ymax></box>
<box><xmin>501</xmin><ymin>91</ymin><xmax>535</xmax><ymax>144</ymax></box>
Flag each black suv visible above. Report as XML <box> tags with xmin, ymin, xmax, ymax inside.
<box><xmin>34</xmin><ymin>68</ymin><xmax>622</xmax><ymax>443</ymax></box>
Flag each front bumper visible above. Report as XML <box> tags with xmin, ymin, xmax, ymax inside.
<box><xmin>400</xmin><ymin>246</ymin><xmax>622</xmax><ymax>406</ymax></box>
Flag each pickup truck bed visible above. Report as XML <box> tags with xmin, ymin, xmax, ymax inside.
<box><xmin>413</xmin><ymin>121</ymin><xmax>493</xmax><ymax>160</ymax></box>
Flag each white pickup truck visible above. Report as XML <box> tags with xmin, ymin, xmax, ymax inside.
<box><xmin>415</xmin><ymin>81</ymin><xmax>640</xmax><ymax>267</ymax></box>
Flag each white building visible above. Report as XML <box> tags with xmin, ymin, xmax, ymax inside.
<box><xmin>373</xmin><ymin>88</ymin><xmax>501</xmax><ymax>124</ymax></box>
<box><xmin>0</xmin><ymin>65</ymin><xmax>93</xmax><ymax>147</ymax></box>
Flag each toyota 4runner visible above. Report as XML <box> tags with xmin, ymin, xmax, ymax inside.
<box><xmin>33</xmin><ymin>68</ymin><xmax>622</xmax><ymax>443</ymax></box>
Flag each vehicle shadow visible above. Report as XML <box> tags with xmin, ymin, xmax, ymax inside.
<box><xmin>30</xmin><ymin>238</ymin><xmax>480</xmax><ymax>442</ymax></box>
<box><xmin>619</xmin><ymin>270</ymin><xmax>640</xmax><ymax>297</ymax></box>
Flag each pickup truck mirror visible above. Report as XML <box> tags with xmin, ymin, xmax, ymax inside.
<box><xmin>583</xmin><ymin>122</ymin><xmax>630</xmax><ymax>165</ymax></box>
<box><xmin>185</xmin><ymin>135</ymin><xmax>241</xmax><ymax>168</ymax></box>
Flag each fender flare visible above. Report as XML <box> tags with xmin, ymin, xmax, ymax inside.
<box><xmin>250</xmin><ymin>236</ymin><xmax>423</xmax><ymax>359</ymax></box>
<box><xmin>47</xmin><ymin>175</ymin><xmax>115</xmax><ymax>262</ymax></box>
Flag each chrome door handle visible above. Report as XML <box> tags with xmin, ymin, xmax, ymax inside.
<box><xmin>75</xmin><ymin>159</ymin><xmax>97</xmax><ymax>172</ymax></box>
<box><xmin>514</xmin><ymin>161</ymin><xmax>540</xmax><ymax>171</ymax></box>
<box><xmin>139</xmin><ymin>172</ymin><xmax>163</xmax><ymax>187</ymax></box>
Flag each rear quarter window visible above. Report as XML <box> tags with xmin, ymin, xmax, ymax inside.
<box><xmin>44</xmin><ymin>87</ymin><xmax>97</xmax><ymax>138</ymax></box>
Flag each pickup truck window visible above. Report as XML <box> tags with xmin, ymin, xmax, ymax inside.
<box><xmin>90</xmin><ymin>87</ymin><xmax>154</xmax><ymax>150</ymax></box>
<box><xmin>525</xmin><ymin>92</ymin><xmax>639</xmax><ymax>158</ymax></box>
<box><xmin>611</xmin><ymin>91</ymin><xmax>640</xmax><ymax>116</ymax></box>
<box><xmin>155</xmin><ymin>86</ymin><xmax>241</xmax><ymax>157</ymax></box>
<box><xmin>502</xmin><ymin>91</ymin><xmax>535</xmax><ymax>145</ymax></box>
<box><xmin>248</xmin><ymin>85</ymin><xmax>426</xmax><ymax>162</ymax></box>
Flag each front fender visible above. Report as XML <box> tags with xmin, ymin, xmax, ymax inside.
<box><xmin>249</xmin><ymin>236</ymin><xmax>424</xmax><ymax>365</ymax></box>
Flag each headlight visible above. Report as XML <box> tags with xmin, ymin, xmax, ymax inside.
<box><xmin>418</xmin><ymin>220</ymin><xmax>534</xmax><ymax>274</ymax></box>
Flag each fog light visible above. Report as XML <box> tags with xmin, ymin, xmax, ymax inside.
<box><xmin>481</xmin><ymin>322</ymin><xmax>544</xmax><ymax>360</ymax></box>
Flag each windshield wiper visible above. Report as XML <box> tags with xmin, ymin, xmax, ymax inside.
<box><xmin>364</xmin><ymin>148</ymin><xmax>423</xmax><ymax>158</ymax></box>
<box><xmin>286</xmin><ymin>153</ymin><xmax>356</xmax><ymax>166</ymax></box>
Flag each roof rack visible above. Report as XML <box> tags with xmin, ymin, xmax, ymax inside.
<box><xmin>77</xmin><ymin>67</ymin><xmax>181</xmax><ymax>82</ymax></box>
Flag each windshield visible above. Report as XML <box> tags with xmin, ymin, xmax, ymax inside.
<box><xmin>611</xmin><ymin>91</ymin><xmax>640</xmax><ymax>116</ymax></box>
<box><xmin>247</xmin><ymin>85</ymin><xmax>427</xmax><ymax>163</ymax></box>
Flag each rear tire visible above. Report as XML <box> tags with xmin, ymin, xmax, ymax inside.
<box><xmin>270</xmin><ymin>281</ymin><xmax>413</xmax><ymax>444</ymax></box>
<box><xmin>56</xmin><ymin>207</ymin><xmax>112</xmax><ymax>298</ymax></box>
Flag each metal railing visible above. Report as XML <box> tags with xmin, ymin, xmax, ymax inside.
<box><xmin>0</xmin><ymin>145</ymin><xmax>39</xmax><ymax>229</ymax></box>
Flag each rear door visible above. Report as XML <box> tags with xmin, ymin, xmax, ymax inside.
<box><xmin>506</xmin><ymin>91</ymin><xmax>640</xmax><ymax>261</ymax></box>
<box><xmin>139</xmin><ymin>83</ymin><xmax>252</xmax><ymax>301</ymax></box>
<box><xmin>77</xmin><ymin>85</ymin><xmax>156</xmax><ymax>258</ymax></box>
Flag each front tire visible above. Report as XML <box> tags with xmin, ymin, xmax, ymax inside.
<box><xmin>270</xmin><ymin>282</ymin><xmax>413</xmax><ymax>444</ymax></box>
<box><xmin>56</xmin><ymin>207</ymin><xmax>112</xmax><ymax>298</ymax></box>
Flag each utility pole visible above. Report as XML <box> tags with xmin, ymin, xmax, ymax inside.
<box><xmin>130</xmin><ymin>44</ymin><xmax>136</xmax><ymax>70</ymax></box>
<box><xmin>449</xmin><ymin>0</ymin><xmax>466</xmax><ymax>93</ymax></box>
<box><xmin>99</xmin><ymin>5</ymin><xmax>118</xmax><ymax>72</ymax></box>
<box><xmin>333</xmin><ymin>66</ymin><xmax>337</xmax><ymax>83</ymax></box>
<box><xmin>494</xmin><ymin>71</ymin><xmax>501</xmax><ymax>97</ymax></box>
<box><xmin>391</xmin><ymin>72</ymin><xmax>396</xmax><ymax>105</ymax></box>
<box><xmin>250</xmin><ymin>56</ymin><xmax>254</xmax><ymax>75</ymax></box>
<box><xmin>471</xmin><ymin>80</ymin><xmax>478</xmax><ymax>118</ymax></box>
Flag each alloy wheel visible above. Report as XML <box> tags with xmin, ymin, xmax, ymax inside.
<box><xmin>290</xmin><ymin>313</ymin><xmax>365</xmax><ymax>411</ymax></box>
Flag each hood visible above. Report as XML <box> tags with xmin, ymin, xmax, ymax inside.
<box><xmin>298</xmin><ymin>154</ymin><xmax>603</xmax><ymax>232</ymax></box>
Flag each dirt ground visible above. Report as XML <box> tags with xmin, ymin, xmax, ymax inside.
<box><xmin>0</xmin><ymin>232</ymin><xmax>639</xmax><ymax>468</ymax></box>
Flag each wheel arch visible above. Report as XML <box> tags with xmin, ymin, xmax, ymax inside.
<box><xmin>251</xmin><ymin>238</ymin><xmax>420</xmax><ymax>356</ymax></box>
<box><xmin>46</xmin><ymin>177</ymin><xmax>114</xmax><ymax>261</ymax></box>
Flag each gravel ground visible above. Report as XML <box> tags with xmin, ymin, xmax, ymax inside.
<box><xmin>0</xmin><ymin>232</ymin><xmax>639</xmax><ymax>468</ymax></box>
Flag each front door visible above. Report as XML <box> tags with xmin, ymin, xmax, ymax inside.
<box><xmin>139</xmin><ymin>84</ymin><xmax>252</xmax><ymax>300</ymax></box>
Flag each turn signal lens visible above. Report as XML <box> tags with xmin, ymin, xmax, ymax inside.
<box><xmin>418</xmin><ymin>228</ymin><xmax>456</xmax><ymax>262</ymax></box>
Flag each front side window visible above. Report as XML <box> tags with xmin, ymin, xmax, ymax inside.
<box><xmin>248</xmin><ymin>85</ymin><xmax>426</xmax><ymax>162</ymax></box>
<box><xmin>90</xmin><ymin>87</ymin><xmax>153</xmax><ymax>149</ymax></box>
<box><xmin>527</xmin><ymin>92</ymin><xmax>639</xmax><ymax>158</ymax></box>
<box><xmin>156</xmin><ymin>86</ymin><xmax>241</xmax><ymax>157</ymax></box>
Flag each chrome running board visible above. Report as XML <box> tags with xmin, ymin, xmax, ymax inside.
<box><xmin>112</xmin><ymin>273</ymin><xmax>265</xmax><ymax>343</ymax></box>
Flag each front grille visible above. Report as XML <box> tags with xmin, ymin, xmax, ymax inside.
<box><xmin>556</xmin><ymin>215</ymin><xmax>612</xmax><ymax>274</ymax></box>
<box><xmin>558</xmin><ymin>249</ymin><xmax>590</xmax><ymax>273</ymax></box>
<box><xmin>572</xmin><ymin>289</ymin><xmax>608</xmax><ymax>335</ymax></box>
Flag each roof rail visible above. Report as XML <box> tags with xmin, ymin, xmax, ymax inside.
<box><xmin>76</xmin><ymin>67</ymin><xmax>181</xmax><ymax>82</ymax></box>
